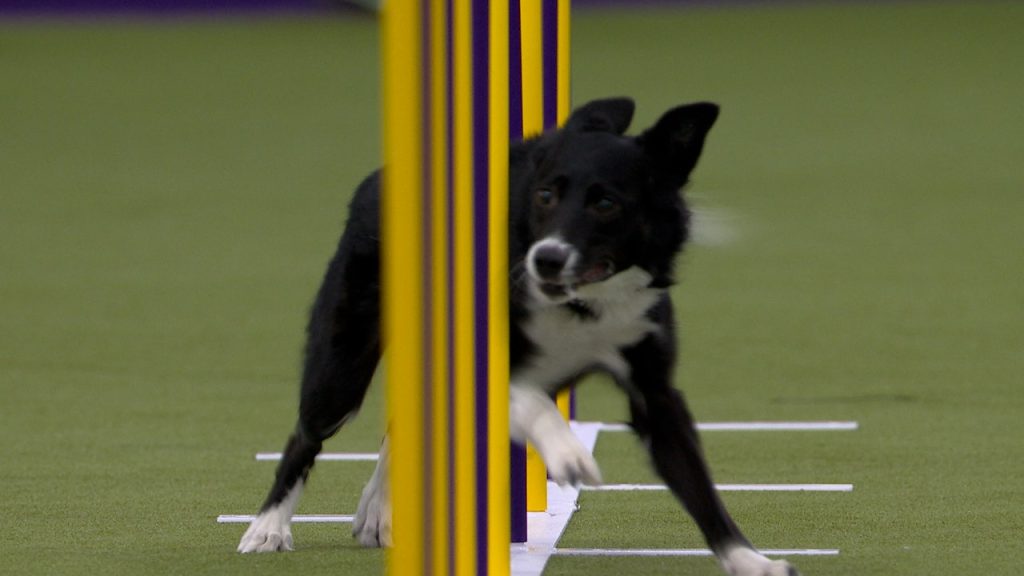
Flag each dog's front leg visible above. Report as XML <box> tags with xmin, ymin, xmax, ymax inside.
<box><xmin>351</xmin><ymin>384</ymin><xmax>599</xmax><ymax>548</ymax></box>
<box><xmin>623</xmin><ymin>334</ymin><xmax>798</xmax><ymax>576</ymax></box>
<box><xmin>352</xmin><ymin>435</ymin><xmax>393</xmax><ymax>547</ymax></box>
<box><xmin>509</xmin><ymin>383</ymin><xmax>602</xmax><ymax>486</ymax></box>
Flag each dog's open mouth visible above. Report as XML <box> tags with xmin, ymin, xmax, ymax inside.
<box><xmin>579</xmin><ymin>259</ymin><xmax>615</xmax><ymax>284</ymax></box>
<box><xmin>538</xmin><ymin>281</ymin><xmax>570</xmax><ymax>299</ymax></box>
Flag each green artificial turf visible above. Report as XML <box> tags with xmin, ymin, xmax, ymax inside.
<box><xmin>1</xmin><ymin>2</ymin><xmax>1022</xmax><ymax>575</ymax></box>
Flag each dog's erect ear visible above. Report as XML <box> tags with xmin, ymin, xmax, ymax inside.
<box><xmin>563</xmin><ymin>97</ymin><xmax>635</xmax><ymax>135</ymax></box>
<box><xmin>639</xmin><ymin>102</ymin><xmax>719</xmax><ymax>189</ymax></box>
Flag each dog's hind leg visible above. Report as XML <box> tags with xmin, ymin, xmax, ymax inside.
<box><xmin>623</xmin><ymin>332</ymin><xmax>798</xmax><ymax>575</ymax></box>
<box><xmin>239</xmin><ymin>179</ymin><xmax>384</xmax><ymax>553</ymax></box>
<box><xmin>237</xmin><ymin>268</ymin><xmax>381</xmax><ymax>553</ymax></box>
<box><xmin>351</xmin><ymin>435</ymin><xmax>392</xmax><ymax>547</ymax></box>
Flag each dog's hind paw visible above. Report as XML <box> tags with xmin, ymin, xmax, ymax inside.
<box><xmin>352</xmin><ymin>475</ymin><xmax>392</xmax><ymax>547</ymax></box>
<box><xmin>237</xmin><ymin>509</ymin><xmax>294</xmax><ymax>553</ymax></box>
<box><xmin>719</xmin><ymin>546</ymin><xmax>799</xmax><ymax>576</ymax></box>
<box><xmin>353</xmin><ymin>438</ymin><xmax>392</xmax><ymax>547</ymax></box>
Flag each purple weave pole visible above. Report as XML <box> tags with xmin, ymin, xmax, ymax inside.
<box><xmin>471</xmin><ymin>0</ymin><xmax>492</xmax><ymax>570</ymax></box>
<box><xmin>508</xmin><ymin>0</ymin><xmax>529</xmax><ymax>546</ymax></box>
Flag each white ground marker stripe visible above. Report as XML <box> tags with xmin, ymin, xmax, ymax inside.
<box><xmin>584</xmin><ymin>483</ymin><xmax>853</xmax><ymax>492</ymax></box>
<box><xmin>217</xmin><ymin>514</ymin><xmax>354</xmax><ymax>524</ymax></box>
<box><xmin>255</xmin><ymin>452</ymin><xmax>379</xmax><ymax>462</ymax></box>
<box><xmin>594</xmin><ymin>421</ymin><xmax>859</xmax><ymax>432</ymax></box>
<box><xmin>235</xmin><ymin>419</ymin><xmax>844</xmax><ymax>574</ymax></box>
<box><xmin>553</xmin><ymin>548</ymin><xmax>840</xmax><ymax>557</ymax></box>
<box><xmin>254</xmin><ymin>421</ymin><xmax>859</xmax><ymax>462</ymax></box>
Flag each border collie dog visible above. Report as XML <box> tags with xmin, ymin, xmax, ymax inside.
<box><xmin>238</xmin><ymin>98</ymin><xmax>798</xmax><ymax>576</ymax></box>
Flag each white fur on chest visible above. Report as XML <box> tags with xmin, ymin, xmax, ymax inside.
<box><xmin>515</xmin><ymin>267</ymin><xmax>663</xmax><ymax>391</ymax></box>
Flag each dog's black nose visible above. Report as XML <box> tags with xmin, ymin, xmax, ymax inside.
<box><xmin>532</xmin><ymin>244</ymin><xmax>572</xmax><ymax>280</ymax></box>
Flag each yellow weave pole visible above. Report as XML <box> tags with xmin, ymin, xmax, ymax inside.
<box><xmin>383</xmin><ymin>2</ymin><xmax>425</xmax><ymax>573</ymax></box>
<box><xmin>522</xmin><ymin>0</ymin><xmax>572</xmax><ymax>515</ymax></box>
<box><xmin>557</xmin><ymin>0</ymin><xmax>571</xmax><ymax>124</ymax></box>
<box><xmin>486</xmin><ymin>1</ymin><xmax>512</xmax><ymax>573</ymax></box>
<box><xmin>427</xmin><ymin>2</ymin><xmax>450</xmax><ymax>575</ymax></box>
<box><xmin>555</xmin><ymin>0</ymin><xmax>572</xmax><ymax>420</ymax></box>
<box><xmin>452</xmin><ymin>2</ymin><xmax>478</xmax><ymax>572</ymax></box>
<box><xmin>519</xmin><ymin>1</ymin><xmax>544</xmax><ymax>138</ymax></box>
<box><xmin>519</xmin><ymin>0</ymin><xmax>548</xmax><ymax>514</ymax></box>
<box><xmin>384</xmin><ymin>1</ymin><xmax>509</xmax><ymax>575</ymax></box>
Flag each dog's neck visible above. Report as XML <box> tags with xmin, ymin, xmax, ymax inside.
<box><xmin>565</xmin><ymin>298</ymin><xmax>598</xmax><ymax>320</ymax></box>
<box><xmin>518</xmin><ymin>265</ymin><xmax>665</xmax><ymax>387</ymax></box>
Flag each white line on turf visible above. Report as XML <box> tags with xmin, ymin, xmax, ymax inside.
<box><xmin>253</xmin><ymin>421</ymin><xmax>860</xmax><ymax>463</ymax></box>
<box><xmin>217</xmin><ymin>514</ymin><xmax>354</xmax><ymax>523</ymax></box>
<box><xmin>583</xmin><ymin>483</ymin><xmax>853</xmax><ymax>492</ymax></box>
<box><xmin>233</xmin><ymin>418</ymin><xmax>848</xmax><ymax>573</ymax></box>
<box><xmin>552</xmin><ymin>548</ymin><xmax>840</xmax><ymax>557</ymax></box>
<box><xmin>594</xmin><ymin>421</ymin><xmax>859</xmax><ymax>432</ymax></box>
<box><xmin>255</xmin><ymin>452</ymin><xmax>379</xmax><ymax>462</ymax></box>
<box><xmin>217</xmin><ymin>484</ymin><xmax>851</xmax><ymax>529</ymax></box>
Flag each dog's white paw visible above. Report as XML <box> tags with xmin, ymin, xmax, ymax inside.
<box><xmin>538</xmin><ymin>429</ymin><xmax>602</xmax><ymax>487</ymax></box>
<box><xmin>238</xmin><ymin>508</ymin><xmax>294</xmax><ymax>553</ymax></box>
<box><xmin>720</xmin><ymin>546</ymin><xmax>799</xmax><ymax>576</ymax></box>
<box><xmin>352</xmin><ymin>476</ymin><xmax>392</xmax><ymax>547</ymax></box>
<box><xmin>510</xmin><ymin>385</ymin><xmax>602</xmax><ymax>487</ymax></box>
<box><xmin>353</xmin><ymin>438</ymin><xmax>392</xmax><ymax>547</ymax></box>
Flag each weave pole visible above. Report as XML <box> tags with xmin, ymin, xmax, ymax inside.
<box><xmin>383</xmin><ymin>1</ymin><xmax>510</xmax><ymax>575</ymax></box>
<box><xmin>512</xmin><ymin>0</ymin><xmax>573</xmax><ymax>528</ymax></box>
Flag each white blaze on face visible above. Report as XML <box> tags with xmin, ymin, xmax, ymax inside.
<box><xmin>525</xmin><ymin>235</ymin><xmax>581</xmax><ymax>304</ymax></box>
<box><xmin>525</xmin><ymin>236</ymin><xmax>579</xmax><ymax>282</ymax></box>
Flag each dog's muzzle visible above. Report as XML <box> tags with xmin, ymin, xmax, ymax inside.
<box><xmin>526</xmin><ymin>238</ymin><xmax>616</xmax><ymax>302</ymax></box>
<box><xmin>531</xmin><ymin>242</ymin><xmax>574</xmax><ymax>282</ymax></box>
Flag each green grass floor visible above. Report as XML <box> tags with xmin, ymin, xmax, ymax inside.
<box><xmin>2</xmin><ymin>2</ymin><xmax>1022</xmax><ymax>574</ymax></box>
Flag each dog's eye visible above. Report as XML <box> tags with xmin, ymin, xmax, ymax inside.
<box><xmin>592</xmin><ymin>196</ymin><xmax>619</xmax><ymax>214</ymax></box>
<box><xmin>535</xmin><ymin>189</ymin><xmax>556</xmax><ymax>207</ymax></box>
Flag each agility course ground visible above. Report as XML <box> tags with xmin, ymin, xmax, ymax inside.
<box><xmin>2</xmin><ymin>2</ymin><xmax>1022</xmax><ymax>574</ymax></box>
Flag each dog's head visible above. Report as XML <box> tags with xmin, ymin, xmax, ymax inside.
<box><xmin>512</xmin><ymin>97</ymin><xmax>719</xmax><ymax>305</ymax></box>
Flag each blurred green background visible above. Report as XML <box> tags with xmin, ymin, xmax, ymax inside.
<box><xmin>1</xmin><ymin>2</ymin><xmax>1022</xmax><ymax>574</ymax></box>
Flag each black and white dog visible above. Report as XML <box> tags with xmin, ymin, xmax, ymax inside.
<box><xmin>238</xmin><ymin>98</ymin><xmax>797</xmax><ymax>576</ymax></box>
